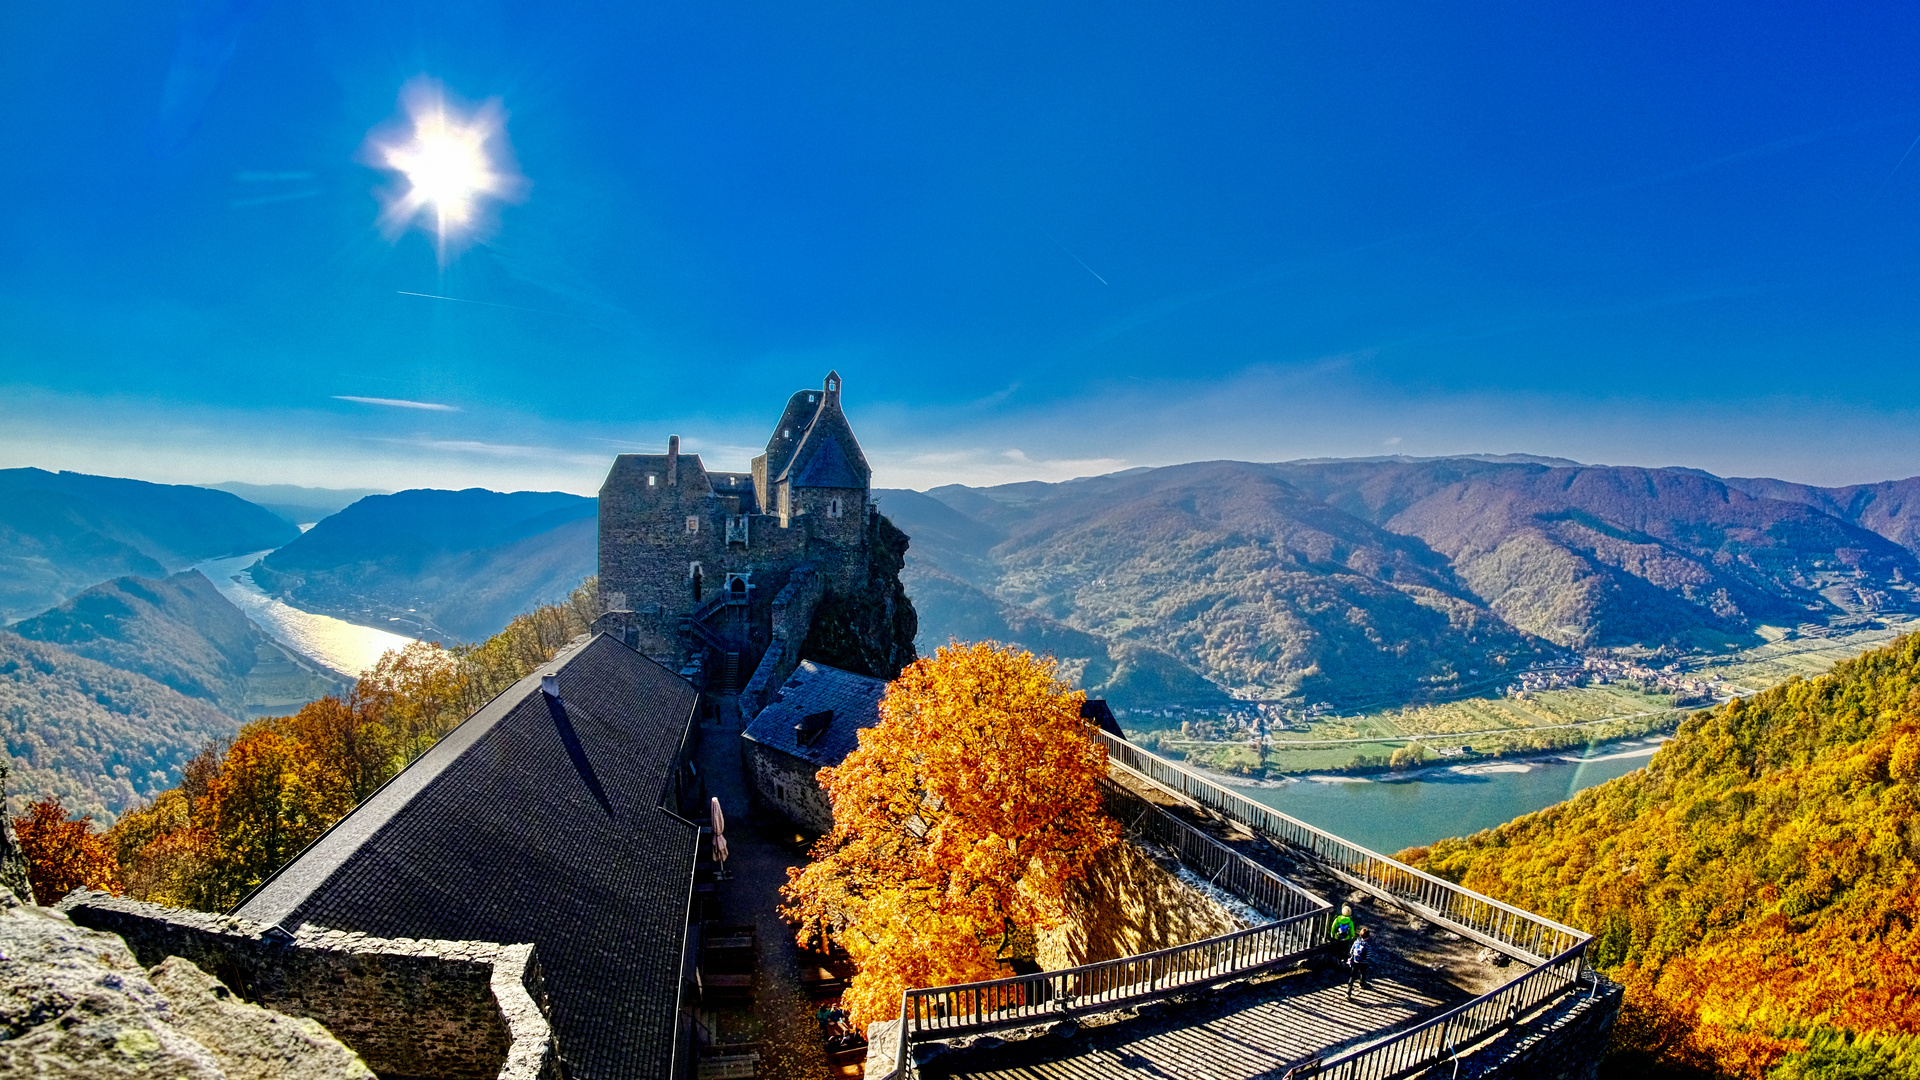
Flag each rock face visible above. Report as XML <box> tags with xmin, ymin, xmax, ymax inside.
<box><xmin>0</xmin><ymin>762</ymin><xmax>32</xmax><ymax>903</ymax></box>
<box><xmin>0</xmin><ymin>888</ymin><xmax>371</xmax><ymax>1079</ymax></box>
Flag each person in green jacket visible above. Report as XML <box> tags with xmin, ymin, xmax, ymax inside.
<box><xmin>1330</xmin><ymin>903</ymin><xmax>1356</xmax><ymax>943</ymax></box>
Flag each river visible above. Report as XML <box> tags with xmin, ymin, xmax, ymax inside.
<box><xmin>193</xmin><ymin>552</ymin><xmax>416</xmax><ymax>679</ymax></box>
<box><xmin>1220</xmin><ymin>740</ymin><xmax>1665</xmax><ymax>855</ymax></box>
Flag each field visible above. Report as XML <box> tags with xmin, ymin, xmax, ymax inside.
<box><xmin>1130</xmin><ymin>617</ymin><xmax>1919</xmax><ymax>775</ymax></box>
<box><xmin>1680</xmin><ymin>618</ymin><xmax>1918</xmax><ymax>688</ymax></box>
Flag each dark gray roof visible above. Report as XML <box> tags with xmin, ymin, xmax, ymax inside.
<box><xmin>788</xmin><ymin>434</ymin><xmax>864</xmax><ymax>490</ymax></box>
<box><xmin>233</xmin><ymin>633</ymin><xmax>699</xmax><ymax>1080</ymax></box>
<box><xmin>708</xmin><ymin>471</ymin><xmax>761</xmax><ymax>513</ymax></box>
<box><xmin>740</xmin><ymin>660</ymin><xmax>887</xmax><ymax>767</ymax></box>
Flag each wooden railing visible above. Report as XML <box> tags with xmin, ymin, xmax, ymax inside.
<box><xmin>1090</xmin><ymin>728</ymin><xmax>1588</xmax><ymax>963</ymax></box>
<box><xmin>901</xmin><ymin>907</ymin><xmax>1333</xmax><ymax>1043</ymax></box>
<box><xmin>1296</xmin><ymin>944</ymin><xmax>1593</xmax><ymax>1079</ymax></box>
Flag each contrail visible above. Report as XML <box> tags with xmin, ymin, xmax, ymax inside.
<box><xmin>396</xmin><ymin>290</ymin><xmax>583</xmax><ymax>319</ymax></box>
<box><xmin>1878</xmin><ymin>129</ymin><xmax>1920</xmax><ymax>193</ymax></box>
<box><xmin>1045</xmin><ymin>232</ymin><xmax>1110</xmax><ymax>285</ymax></box>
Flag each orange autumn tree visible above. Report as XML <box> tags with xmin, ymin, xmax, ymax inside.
<box><xmin>13</xmin><ymin>796</ymin><xmax>121</xmax><ymax>904</ymax></box>
<box><xmin>781</xmin><ymin>641</ymin><xmax>1120</xmax><ymax>1026</ymax></box>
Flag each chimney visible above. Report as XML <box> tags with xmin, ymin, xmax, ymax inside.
<box><xmin>541</xmin><ymin>672</ymin><xmax>561</xmax><ymax>700</ymax></box>
<box><xmin>666</xmin><ymin>435</ymin><xmax>679</xmax><ymax>486</ymax></box>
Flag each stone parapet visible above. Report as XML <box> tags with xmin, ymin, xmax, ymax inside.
<box><xmin>58</xmin><ymin>891</ymin><xmax>559</xmax><ymax>1080</ymax></box>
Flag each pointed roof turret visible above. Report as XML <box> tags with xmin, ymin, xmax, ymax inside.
<box><xmin>768</xmin><ymin>371</ymin><xmax>870</xmax><ymax>490</ymax></box>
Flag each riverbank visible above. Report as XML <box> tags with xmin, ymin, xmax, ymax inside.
<box><xmin>1164</xmin><ymin>737</ymin><xmax>1670</xmax><ymax>855</ymax></box>
<box><xmin>193</xmin><ymin>552</ymin><xmax>415</xmax><ymax>679</ymax></box>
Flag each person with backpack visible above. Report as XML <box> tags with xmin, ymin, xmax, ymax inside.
<box><xmin>1345</xmin><ymin>928</ymin><xmax>1373</xmax><ymax>999</ymax></box>
<box><xmin>1330</xmin><ymin>904</ymin><xmax>1356</xmax><ymax>944</ymax></box>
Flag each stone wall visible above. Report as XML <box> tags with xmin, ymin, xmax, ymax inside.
<box><xmin>1467</xmin><ymin>977</ymin><xmax>1623</xmax><ymax>1080</ymax></box>
<box><xmin>743</xmin><ymin>739</ymin><xmax>835</xmax><ymax>833</ymax></box>
<box><xmin>1036</xmin><ymin>837</ymin><xmax>1245</xmax><ymax>970</ymax></box>
<box><xmin>740</xmin><ymin>566</ymin><xmax>825</xmax><ymax>718</ymax></box>
<box><xmin>58</xmin><ymin>892</ymin><xmax>559</xmax><ymax>1080</ymax></box>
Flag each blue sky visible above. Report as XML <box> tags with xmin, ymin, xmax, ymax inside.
<box><xmin>5</xmin><ymin>1</ymin><xmax>1920</xmax><ymax>493</ymax></box>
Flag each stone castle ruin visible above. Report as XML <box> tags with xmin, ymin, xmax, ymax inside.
<box><xmin>595</xmin><ymin>371</ymin><xmax>916</xmax><ymax>708</ymax></box>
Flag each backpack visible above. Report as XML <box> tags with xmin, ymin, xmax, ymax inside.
<box><xmin>1348</xmin><ymin>939</ymin><xmax>1370</xmax><ymax>965</ymax></box>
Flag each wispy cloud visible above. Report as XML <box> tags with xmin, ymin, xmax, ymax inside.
<box><xmin>334</xmin><ymin>395</ymin><xmax>460</xmax><ymax>412</ymax></box>
<box><xmin>365</xmin><ymin>436</ymin><xmax>605</xmax><ymax>467</ymax></box>
<box><xmin>231</xmin><ymin>188</ymin><xmax>321</xmax><ymax>209</ymax></box>
<box><xmin>871</xmin><ymin>447</ymin><xmax>1129</xmax><ymax>488</ymax></box>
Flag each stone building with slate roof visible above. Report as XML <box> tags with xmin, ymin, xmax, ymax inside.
<box><xmin>740</xmin><ymin>660</ymin><xmax>889</xmax><ymax>831</ymax></box>
<box><xmin>596</xmin><ymin>371</ymin><xmax>916</xmax><ymax>704</ymax></box>
<box><xmin>233</xmin><ymin>633</ymin><xmax>704</xmax><ymax>1080</ymax></box>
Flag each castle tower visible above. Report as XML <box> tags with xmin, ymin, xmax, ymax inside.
<box><xmin>595</xmin><ymin>371</ymin><xmax>911</xmax><ymax>704</ymax></box>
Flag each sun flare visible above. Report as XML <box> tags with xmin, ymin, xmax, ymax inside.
<box><xmin>367</xmin><ymin>79</ymin><xmax>524</xmax><ymax>258</ymax></box>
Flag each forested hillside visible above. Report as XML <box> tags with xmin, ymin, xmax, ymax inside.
<box><xmin>8</xmin><ymin>570</ymin><xmax>343</xmax><ymax>718</ymax></box>
<box><xmin>0</xmin><ymin>633</ymin><xmax>237</xmax><ymax>825</ymax></box>
<box><xmin>1404</xmin><ymin>633</ymin><xmax>1920</xmax><ymax>1078</ymax></box>
<box><xmin>1726</xmin><ymin>474</ymin><xmax>1920</xmax><ymax>556</ymax></box>
<box><xmin>251</xmin><ymin>488</ymin><xmax>597</xmax><ymax>641</ymax></box>
<box><xmin>1273</xmin><ymin>460</ymin><xmax>1918</xmax><ymax>648</ymax></box>
<box><xmin>880</xmin><ymin>457</ymin><xmax>1920</xmax><ymax>707</ymax></box>
<box><xmin>0</xmin><ymin>468</ymin><xmax>298</xmax><ymax>620</ymax></box>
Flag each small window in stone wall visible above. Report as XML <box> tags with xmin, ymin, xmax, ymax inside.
<box><xmin>648</xmin><ymin>474</ymin><xmax>657</xmax><ymax>487</ymax></box>
<box><xmin>827</xmin><ymin>497</ymin><xmax>843</xmax><ymax>518</ymax></box>
<box><xmin>775</xmin><ymin>783</ymin><xmax>787</xmax><ymax>802</ymax></box>
<box><xmin>686</xmin><ymin>516</ymin><xmax>699</xmax><ymax>533</ymax></box>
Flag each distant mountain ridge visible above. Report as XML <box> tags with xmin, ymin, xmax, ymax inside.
<box><xmin>7</xmin><ymin>459</ymin><xmax>1915</xmax><ymax>714</ymax></box>
<box><xmin>0</xmin><ymin>469</ymin><xmax>298</xmax><ymax>622</ymax></box>
<box><xmin>879</xmin><ymin>457</ymin><xmax>1920</xmax><ymax>706</ymax></box>
<box><xmin>206</xmin><ymin>481</ymin><xmax>386</xmax><ymax>528</ymax></box>
<box><xmin>251</xmin><ymin>488</ymin><xmax>598</xmax><ymax>642</ymax></box>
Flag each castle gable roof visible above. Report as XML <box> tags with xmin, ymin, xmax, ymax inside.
<box><xmin>741</xmin><ymin>660</ymin><xmax>887</xmax><ymax>768</ymax></box>
<box><xmin>788</xmin><ymin>433</ymin><xmax>865</xmax><ymax>490</ymax></box>
<box><xmin>233</xmin><ymin>634</ymin><xmax>699</xmax><ymax>1080</ymax></box>
<box><xmin>601</xmin><ymin>452</ymin><xmax>713</xmax><ymax>496</ymax></box>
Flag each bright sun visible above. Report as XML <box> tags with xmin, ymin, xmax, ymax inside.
<box><xmin>368</xmin><ymin>79</ymin><xmax>523</xmax><ymax>257</ymax></box>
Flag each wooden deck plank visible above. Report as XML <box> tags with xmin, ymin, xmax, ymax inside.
<box><xmin>928</xmin><ymin>969</ymin><xmax>1451</xmax><ymax>1080</ymax></box>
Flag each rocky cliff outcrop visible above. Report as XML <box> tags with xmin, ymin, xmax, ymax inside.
<box><xmin>799</xmin><ymin>513</ymin><xmax>919</xmax><ymax>680</ymax></box>
<box><xmin>0</xmin><ymin>887</ymin><xmax>371</xmax><ymax>1079</ymax></box>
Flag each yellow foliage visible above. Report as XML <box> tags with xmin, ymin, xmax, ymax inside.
<box><xmin>782</xmin><ymin>641</ymin><xmax>1120</xmax><ymax>1028</ymax></box>
<box><xmin>1405</xmin><ymin>633</ymin><xmax>1920</xmax><ymax>1077</ymax></box>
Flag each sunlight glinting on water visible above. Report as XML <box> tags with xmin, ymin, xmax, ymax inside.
<box><xmin>194</xmin><ymin>552</ymin><xmax>417</xmax><ymax>679</ymax></box>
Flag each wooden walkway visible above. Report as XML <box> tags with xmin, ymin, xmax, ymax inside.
<box><xmin>921</xmin><ymin>964</ymin><xmax>1463</xmax><ymax>1080</ymax></box>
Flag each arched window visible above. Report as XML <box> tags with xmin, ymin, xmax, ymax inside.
<box><xmin>690</xmin><ymin>563</ymin><xmax>703</xmax><ymax>601</ymax></box>
<box><xmin>827</xmin><ymin>497</ymin><xmax>843</xmax><ymax>518</ymax></box>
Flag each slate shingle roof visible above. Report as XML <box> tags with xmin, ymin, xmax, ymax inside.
<box><xmin>233</xmin><ymin>633</ymin><xmax>700</xmax><ymax>1080</ymax></box>
<box><xmin>740</xmin><ymin>660</ymin><xmax>887</xmax><ymax>768</ymax></box>
<box><xmin>788</xmin><ymin>434</ymin><xmax>865</xmax><ymax>490</ymax></box>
